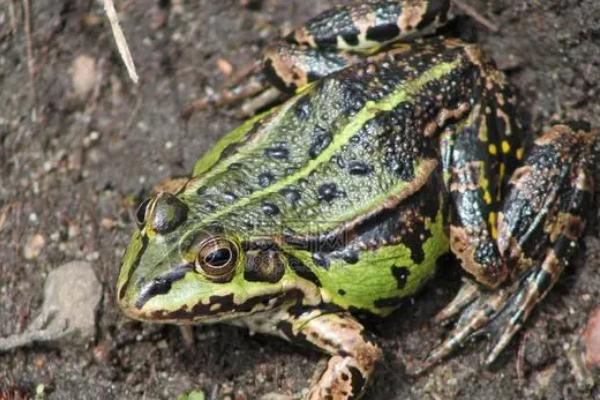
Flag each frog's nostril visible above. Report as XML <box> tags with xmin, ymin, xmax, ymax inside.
<box><xmin>150</xmin><ymin>192</ymin><xmax>189</xmax><ymax>234</ymax></box>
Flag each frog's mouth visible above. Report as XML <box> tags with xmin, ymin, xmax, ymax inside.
<box><xmin>117</xmin><ymin>233</ymin><xmax>304</xmax><ymax>324</ymax></box>
<box><xmin>120</xmin><ymin>270</ymin><xmax>303</xmax><ymax>325</ymax></box>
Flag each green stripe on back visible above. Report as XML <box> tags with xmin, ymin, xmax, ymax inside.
<box><xmin>189</xmin><ymin>59</ymin><xmax>460</xmax><ymax>228</ymax></box>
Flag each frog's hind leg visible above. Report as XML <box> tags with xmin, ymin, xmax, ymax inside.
<box><xmin>186</xmin><ymin>1</ymin><xmax>451</xmax><ymax>117</ymax></box>
<box><xmin>421</xmin><ymin>122</ymin><xmax>597</xmax><ymax>371</ymax></box>
<box><xmin>266</xmin><ymin>0</ymin><xmax>451</xmax><ymax>93</ymax></box>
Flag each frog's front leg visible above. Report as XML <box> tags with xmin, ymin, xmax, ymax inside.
<box><xmin>423</xmin><ymin>122</ymin><xmax>598</xmax><ymax>371</ymax></box>
<box><xmin>279</xmin><ymin>309</ymin><xmax>382</xmax><ymax>400</ymax></box>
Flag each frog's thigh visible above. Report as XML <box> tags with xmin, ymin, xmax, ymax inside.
<box><xmin>443</xmin><ymin>121</ymin><xmax>506</xmax><ymax>287</ymax></box>
<box><xmin>424</xmin><ymin>123</ymin><xmax>597</xmax><ymax>369</ymax></box>
<box><xmin>483</xmin><ymin>123</ymin><xmax>597</xmax><ymax>353</ymax></box>
<box><xmin>263</xmin><ymin>0</ymin><xmax>451</xmax><ymax>92</ymax></box>
<box><xmin>283</xmin><ymin>310</ymin><xmax>382</xmax><ymax>400</ymax></box>
<box><xmin>288</xmin><ymin>0</ymin><xmax>450</xmax><ymax>53</ymax></box>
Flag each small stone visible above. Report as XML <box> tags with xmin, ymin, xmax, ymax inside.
<box><xmin>100</xmin><ymin>217</ymin><xmax>117</xmax><ymax>230</ymax></box>
<box><xmin>92</xmin><ymin>340</ymin><xmax>111</xmax><ymax>364</ymax></box>
<box><xmin>32</xmin><ymin>354</ymin><xmax>46</xmax><ymax>369</ymax></box>
<box><xmin>72</xmin><ymin>55</ymin><xmax>97</xmax><ymax>100</ymax></box>
<box><xmin>23</xmin><ymin>234</ymin><xmax>45</xmax><ymax>260</ymax></box>
<box><xmin>216</xmin><ymin>58</ymin><xmax>233</xmax><ymax>76</ymax></box>
<box><xmin>0</xmin><ymin>261</ymin><xmax>102</xmax><ymax>352</ymax></box>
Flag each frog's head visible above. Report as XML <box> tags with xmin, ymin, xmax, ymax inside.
<box><xmin>117</xmin><ymin>192</ymin><xmax>309</xmax><ymax>324</ymax></box>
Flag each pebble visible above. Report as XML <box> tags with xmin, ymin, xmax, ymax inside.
<box><xmin>0</xmin><ymin>261</ymin><xmax>102</xmax><ymax>351</ymax></box>
<box><xmin>23</xmin><ymin>233</ymin><xmax>45</xmax><ymax>260</ymax></box>
<box><xmin>72</xmin><ymin>55</ymin><xmax>97</xmax><ymax>100</ymax></box>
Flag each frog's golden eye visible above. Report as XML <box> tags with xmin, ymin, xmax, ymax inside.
<box><xmin>135</xmin><ymin>198</ymin><xmax>152</xmax><ymax>228</ymax></box>
<box><xmin>195</xmin><ymin>237</ymin><xmax>238</xmax><ymax>282</ymax></box>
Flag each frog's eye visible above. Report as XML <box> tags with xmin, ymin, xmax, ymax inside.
<box><xmin>195</xmin><ymin>237</ymin><xmax>238</xmax><ymax>282</ymax></box>
<box><xmin>135</xmin><ymin>198</ymin><xmax>152</xmax><ymax>227</ymax></box>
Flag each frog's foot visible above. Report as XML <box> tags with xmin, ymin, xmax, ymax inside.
<box><xmin>418</xmin><ymin>262</ymin><xmax>560</xmax><ymax>372</ymax></box>
<box><xmin>417</xmin><ymin>122</ymin><xmax>598</xmax><ymax>374</ymax></box>
<box><xmin>281</xmin><ymin>309</ymin><xmax>382</xmax><ymax>400</ymax></box>
<box><xmin>181</xmin><ymin>68</ymin><xmax>281</xmax><ymax>119</ymax></box>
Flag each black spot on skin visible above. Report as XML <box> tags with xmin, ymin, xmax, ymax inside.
<box><xmin>294</xmin><ymin>95</ymin><xmax>312</xmax><ymax>120</ymax></box>
<box><xmin>312</xmin><ymin>252</ymin><xmax>330</xmax><ymax>269</ymax></box>
<box><xmin>338</xmin><ymin>289</ymin><xmax>346</xmax><ymax>296</ymax></box>
<box><xmin>228</xmin><ymin>162</ymin><xmax>243</xmax><ymax>171</ymax></box>
<box><xmin>280</xmin><ymin>187</ymin><xmax>301</xmax><ymax>204</ymax></box>
<box><xmin>348</xmin><ymin>366</ymin><xmax>367</xmax><ymax>397</ymax></box>
<box><xmin>223</xmin><ymin>191</ymin><xmax>238</xmax><ymax>202</ymax></box>
<box><xmin>342</xmin><ymin>250</ymin><xmax>359</xmax><ymax>264</ymax></box>
<box><xmin>391</xmin><ymin>266</ymin><xmax>410</xmax><ymax>289</ymax></box>
<box><xmin>265</xmin><ymin>147</ymin><xmax>289</xmax><ymax>160</ymax></box>
<box><xmin>203</xmin><ymin>202</ymin><xmax>217</xmax><ymax>213</ymax></box>
<box><xmin>258</xmin><ymin>172</ymin><xmax>274</xmax><ymax>187</ymax></box>
<box><xmin>365</xmin><ymin>24</ymin><xmax>400</xmax><ymax>42</ymax></box>
<box><xmin>288</xmin><ymin>255</ymin><xmax>322</xmax><ymax>287</ymax></box>
<box><xmin>333</xmin><ymin>155</ymin><xmax>346</xmax><ymax>168</ymax></box>
<box><xmin>347</xmin><ymin>160</ymin><xmax>372</xmax><ymax>176</ymax></box>
<box><xmin>261</xmin><ymin>201</ymin><xmax>280</xmax><ymax>216</ymax></box>
<box><xmin>135</xmin><ymin>264</ymin><xmax>193</xmax><ymax>309</ymax></box>
<box><xmin>276</xmin><ymin>320</ymin><xmax>295</xmax><ymax>341</ymax></box>
<box><xmin>536</xmin><ymin>270</ymin><xmax>553</xmax><ymax>294</ymax></box>
<box><xmin>264</xmin><ymin>58</ymin><xmax>296</xmax><ymax>93</ymax></box>
<box><xmin>318</xmin><ymin>182</ymin><xmax>339</xmax><ymax>202</ymax></box>
<box><xmin>342</xmin><ymin>33</ymin><xmax>359</xmax><ymax>46</ymax></box>
<box><xmin>373</xmin><ymin>296</ymin><xmax>404</xmax><ymax>308</ymax></box>
<box><xmin>309</xmin><ymin>127</ymin><xmax>332</xmax><ymax>158</ymax></box>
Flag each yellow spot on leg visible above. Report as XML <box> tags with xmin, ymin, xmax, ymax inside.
<box><xmin>516</xmin><ymin>147</ymin><xmax>524</xmax><ymax>160</ymax></box>
<box><xmin>489</xmin><ymin>211</ymin><xmax>498</xmax><ymax>240</ymax></box>
<box><xmin>501</xmin><ymin>140</ymin><xmax>511</xmax><ymax>154</ymax></box>
<box><xmin>488</xmin><ymin>143</ymin><xmax>497</xmax><ymax>155</ymax></box>
<box><xmin>483</xmin><ymin>191</ymin><xmax>492</xmax><ymax>205</ymax></box>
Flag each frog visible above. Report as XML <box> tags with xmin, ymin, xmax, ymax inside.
<box><xmin>116</xmin><ymin>1</ymin><xmax>598</xmax><ymax>399</ymax></box>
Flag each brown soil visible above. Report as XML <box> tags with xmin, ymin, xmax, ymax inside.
<box><xmin>1</xmin><ymin>1</ymin><xmax>599</xmax><ymax>399</ymax></box>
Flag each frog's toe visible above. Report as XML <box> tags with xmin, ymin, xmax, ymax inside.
<box><xmin>419</xmin><ymin>284</ymin><xmax>512</xmax><ymax>371</ymax></box>
<box><xmin>433</xmin><ymin>279</ymin><xmax>480</xmax><ymax>324</ymax></box>
<box><xmin>422</xmin><ymin>251</ymin><xmax>566</xmax><ymax>371</ymax></box>
<box><xmin>483</xmin><ymin>251</ymin><xmax>568</xmax><ymax>365</ymax></box>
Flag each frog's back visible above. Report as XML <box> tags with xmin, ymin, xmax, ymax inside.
<box><xmin>183</xmin><ymin>40</ymin><xmax>487</xmax><ymax>237</ymax></box>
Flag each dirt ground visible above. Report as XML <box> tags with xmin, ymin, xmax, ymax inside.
<box><xmin>1</xmin><ymin>0</ymin><xmax>600</xmax><ymax>399</ymax></box>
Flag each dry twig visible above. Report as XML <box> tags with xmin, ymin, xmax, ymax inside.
<box><xmin>103</xmin><ymin>0</ymin><xmax>139</xmax><ymax>84</ymax></box>
<box><xmin>23</xmin><ymin>0</ymin><xmax>38</xmax><ymax>120</ymax></box>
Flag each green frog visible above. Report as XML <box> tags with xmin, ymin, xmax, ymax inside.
<box><xmin>116</xmin><ymin>1</ymin><xmax>598</xmax><ymax>398</ymax></box>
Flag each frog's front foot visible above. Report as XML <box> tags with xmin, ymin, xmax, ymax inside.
<box><xmin>282</xmin><ymin>309</ymin><xmax>382</xmax><ymax>400</ymax></box>
<box><xmin>418</xmin><ymin>122</ymin><xmax>598</xmax><ymax>373</ymax></box>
